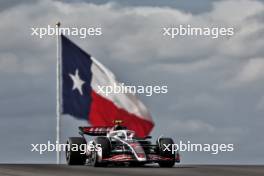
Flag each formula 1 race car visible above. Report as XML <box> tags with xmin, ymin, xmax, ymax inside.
<box><xmin>65</xmin><ymin>121</ymin><xmax>180</xmax><ymax>167</ymax></box>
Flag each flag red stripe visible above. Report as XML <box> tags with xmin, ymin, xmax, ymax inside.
<box><xmin>89</xmin><ymin>91</ymin><xmax>154</xmax><ymax>137</ymax></box>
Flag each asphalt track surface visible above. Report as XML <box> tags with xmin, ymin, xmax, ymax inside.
<box><xmin>0</xmin><ymin>164</ymin><xmax>263</xmax><ymax>176</ymax></box>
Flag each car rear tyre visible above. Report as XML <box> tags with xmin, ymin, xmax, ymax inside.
<box><xmin>66</xmin><ymin>137</ymin><xmax>87</xmax><ymax>165</ymax></box>
<box><xmin>157</xmin><ymin>138</ymin><xmax>175</xmax><ymax>168</ymax></box>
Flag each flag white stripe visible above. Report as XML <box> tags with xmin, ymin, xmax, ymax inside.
<box><xmin>90</xmin><ymin>57</ymin><xmax>152</xmax><ymax>121</ymax></box>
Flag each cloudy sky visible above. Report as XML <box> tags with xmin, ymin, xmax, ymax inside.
<box><xmin>0</xmin><ymin>0</ymin><xmax>263</xmax><ymax>164</ymax></box>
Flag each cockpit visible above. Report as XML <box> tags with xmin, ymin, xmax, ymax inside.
<box><xmin>108</xmin><ymin>130</ymin><xmax>135</xmax><ymax>140</ymax></box>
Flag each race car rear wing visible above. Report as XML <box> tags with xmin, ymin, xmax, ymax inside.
<box><xmin>79</xmin><ymin>126</ymin><xmax>113</xmax><ymax>136</ymax></box>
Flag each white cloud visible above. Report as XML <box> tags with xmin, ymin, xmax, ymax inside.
<box><xmin>237</xmin><ymin>58</ymin><xmax>264</xmax><ymax>82</ymax></box>
<box><xmin>225</xmin><ymin>58</ymin><xmax>264</xmax><ymax>87</ymax></box>
<box><xmin>169</xmin><ymin>119</ymin><xmax>215</xmax><ymax>134</ymax></box>
<box><xmin>209</xmin><ymin>0</ymin><xmax>264</xmax><ymax>24</ymax></box>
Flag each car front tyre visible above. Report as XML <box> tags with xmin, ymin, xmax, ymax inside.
<box><xmin>157</xmin><ymin>138</ymin><xmax>175</xmax><ymax>168</ymax></box>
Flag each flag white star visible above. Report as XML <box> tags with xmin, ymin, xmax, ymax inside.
<box><xmin>69</xmin><ymin>69</ymin><xmax>85</xmax><ymax>95</ymax></box>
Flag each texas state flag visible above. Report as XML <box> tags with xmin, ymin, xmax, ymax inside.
<box><xmin>61</xmin><ymin>35</ymin><xmax>154</xmax><ymax>137</ymax></box>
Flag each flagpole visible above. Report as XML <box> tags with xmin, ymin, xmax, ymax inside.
<box><xmin>56</xmin><ymin>22</ymin><xmax>61</xmax><ymax>164</ymax></box>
